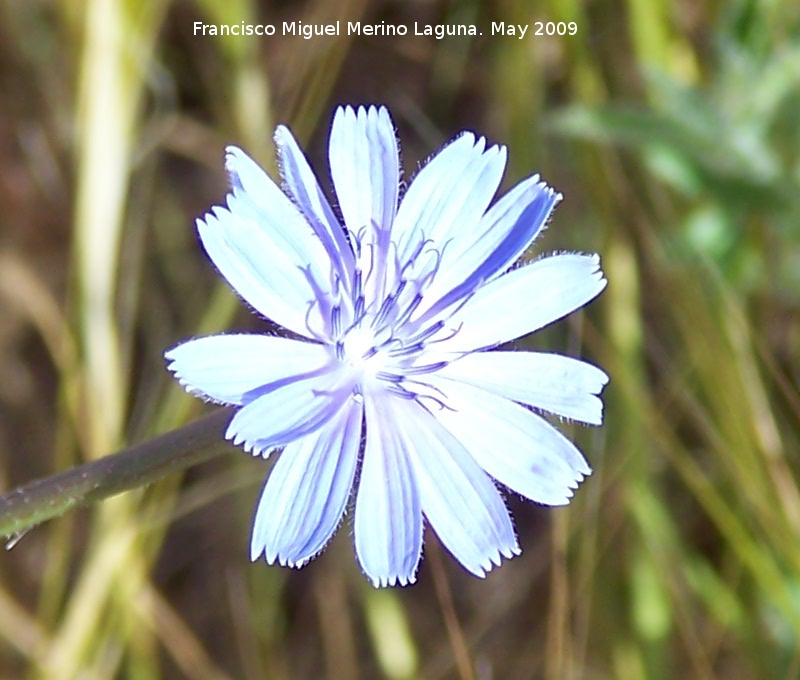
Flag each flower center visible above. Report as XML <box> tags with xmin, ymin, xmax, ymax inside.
<box><xmin>342</xmin><ymin>326</ymin><xmax>376</xmax><ymax>364</ymax></box>
<box><xmin>338</xmin><ymin>324</ymin><xmax>390</xmax><ymax>379</ymax></box>
<box><xmin>323</xmin><ymin>223</ymin><xmax>459</xmax><ymax>402</ymax></box>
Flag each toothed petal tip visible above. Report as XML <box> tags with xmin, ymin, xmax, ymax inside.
<box><xmin>369</xmin><ymin>573</ymin><xmax>418</xmax><ymax>588</ymax></box>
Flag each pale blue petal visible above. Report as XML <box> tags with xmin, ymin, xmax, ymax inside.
<box><xmin>165</xmin><ymin>334</ymin><xmax>331</xmax><ymax>405</ymax></box>
<box><xmin>329</xmin><ymin>106</ymin><xmax>399</xmax><ymax>235</ymax></box>
<box><xmin>466</xmin><ymin>178</ymin><xmax>560</xmax><ymax>283</ymax></box>
<box><xmin>439</xmin><ymin>253</ymin><xmax>607</xmax><ymax>352</ymax></box>
<box><xmin>354</xmin><ymin>396</ymin><xmax>423</xmax><ymax>587</ymax></box>
<box><xmin>391</xmin><ymin>398</ymin><xmax>519</xmax><ymax>578</ymax></box>
<box><xmin>437</xmin><ymin>351</ymin><xmax>608</xmax><ymax>425</ymax></box>
<box><xmin>224</xmin><ymin>147</ymin><xmax>333</xmax><ymax>275</ymax></box>
<box><xmin>416</xmin><ymin>178</ymin><xmax>561</xmax><ymax>321</ymax></box>
<box><xmin>250</xmin><ymin>398</ymin><xmax>363</xmax><ymax>567</ymax></box>
<box><xmin>429</xmin><ymin>378</ymin><xmax>591</xmax><ymax>505</ymax></box>
<box><xmin>225</xmin><ymin>369</ymin><xmax>352</xmax><ymax>457</ymax></box>
<box><xmin>200</xmin><ymin>147</ymin><xmax>332</xmax><ymax>338</ymax></box>
<box><xmin>274</xmin><ymin>125</ymin><xmax>354</xmax><ymax>276</ymax></box>
<box><xmin>392</xmin><ymin>133</ymin><xmax>506</xmax><ymax>268</ymax></box>
<box><xmin>197</xmin><ymin>209</ymin><xmax>319</xmax><ymax>339</ymax></box>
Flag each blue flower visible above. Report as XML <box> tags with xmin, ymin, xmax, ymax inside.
<box><xmin>166</xmin><ymin>105</ymin><xmax>608</xmax><ymax>587</ymax></box>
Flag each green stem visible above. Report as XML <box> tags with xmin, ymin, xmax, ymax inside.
<box><xmin>0</xmin><ymin>409</ymin><xmax>235</xmax><ymax>541</ymax></box>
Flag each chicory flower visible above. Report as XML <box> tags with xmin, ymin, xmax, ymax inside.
<box><xmin>166</xmin><ymin>105</ymin><xmax>607</xmax><ymax>586</ymax></box>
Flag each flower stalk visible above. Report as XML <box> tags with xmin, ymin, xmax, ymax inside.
<box><xmin>0</xmin><ymin>409</ymin><xmax>234</xmax><ymax>542</ymax></box>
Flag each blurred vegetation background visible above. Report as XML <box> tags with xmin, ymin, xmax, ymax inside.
<box><xmin>1</xmin><ymin>0</ymin><xmax>799</xmax><ymax>677</ymax></box>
